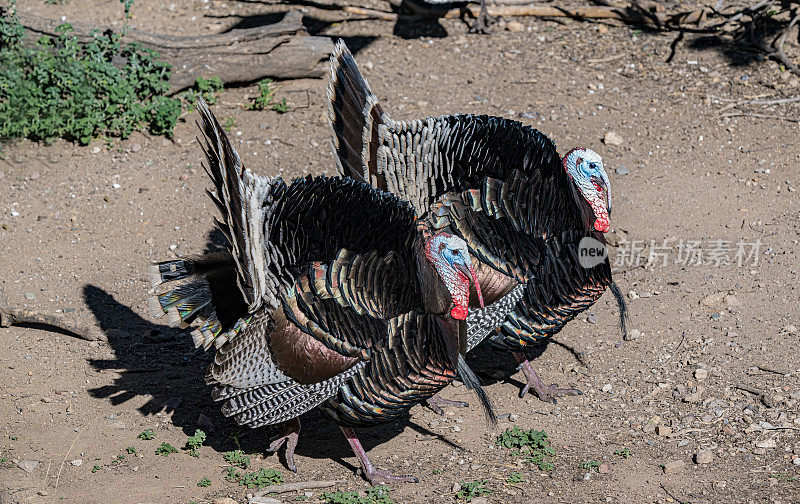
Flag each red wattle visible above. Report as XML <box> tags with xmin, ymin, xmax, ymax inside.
<box><xmin>450</xmin><ymin>305</ymin><xmax>468</xmax><ymax>320</ymax></box>
<box><xmin>594</xmin><ymin>219</ymin><xmax>610</xmax><ymax>232</ymax></box>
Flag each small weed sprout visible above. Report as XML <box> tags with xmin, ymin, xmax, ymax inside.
<box><xmin>250</xmin><ymin>78</ymin><xmax>290</xmax><ymax>114</ymax></box>
<box><xmin>155</xmin><ymin>442</ymin><xmax>178</xmax><ymax>457</ymax></box>
<box><xmin>321</xmin><ymin>486</ymin><xmax>393</xmax><ymax>504</ymax></box>
<box><xmin>91</xmin><ymin>464</ymin><xmax>101</xmax><ymax>473</ymax></box>
<box><xmin>185</xmin><ymin>429</ymin><xmax>206</xmax><ymax>457</ymax></box>
<box><xmin>197</xmin><ymin>477</ymin><xmax>212</xmax><ymax>487</ymax></box>
<box><xmin>496</xmin><ymin>426</ymin><xmax>556</xmax><ymax>471</ymax></box>
<box><xmin>455</xmin><ymin>479</ymin><xmax>491</xmax><ymax>501</ymax></box>
<box><xmin>223</xmin><ymin>450</ymin><xmax>251</xmax><ymax>469</ymax></box>
<box><xmin>180</xmin><ymin>76</ymin><xmax>224</xmax><ymax>109</ymax></box>
<box><xmin>224</xmin><ymin>466</ymin><xmax>283</xmax><ymax>489</ymax></box>
<box><xmin>579</xmin><ymin>460</ymin><xmax>601</xmax><ymax>471</ymax></box>
<box><xmin>125</xmin><ymin>447</ymin><xmax>137</xmax><ymax>455</ymax></box>
<box><xmin>137</xmin><ymin>429</ymin><xmax>155</xmax><ymax>440</ymax></box>
<box><xmin>222</xmin><ymin>117</ymin><xmax>237</xmax><ymax>132</ymax></box>
<box><xmin>506</xmin><ymin>472</ymin><xmax>524</xmax><ymax>484</ymax></box>
<box><xmin>614</xmin><ymin>448</ymin><xmax>631</xmax><ymax>459</ymax></box>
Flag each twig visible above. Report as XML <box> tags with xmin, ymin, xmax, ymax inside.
<box><xmin>757</xmin><ymin>365</ymin><xmax>790</xmax><ymax>376</ymax></box>
<box><xmin>660</xmin><ymin>483</ymin><xmax>688</xmax><ymax>504</ymax></box>
<box><xmin>341</xmin><ymin>5</ymin><xmax>397</xmax><ymax>21</ymax></box>
<box><xmin>721</xmin><ymin>112</ymin><xmax>800</xmax><ymax>122</ymax></box>
<box><xmin>55</xmin><ymin>424</ymin><xmax>85</xmax><ymax>491</ymax></box>
<box><xmin>253</xmin><ymin>480</ymin><xmax>347</xmax><ymax>497</ymax></box>
<box><xmin>0</xmin><ymin>305</ymin><xmax>107</xmax><ymax>342</ymax></box>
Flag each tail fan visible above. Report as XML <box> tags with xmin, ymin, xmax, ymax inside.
<box><xmin>147</xmin><ymin>252</ymin><xmax>249</xmax><ymax>350</ymax></box>
<box><xmin>609</xmin><ymin>280</ymin><xmax>628</xmax><ymax>339</ymax></box>
<box><xmin>457</xmin><ymin>355</ymin><xmax>497</xmax><ymax>426</ymax></box>
<box><xmin>326</xmin><ymin>40</ymin><xmax>388</xmax><ymax>189</ymax></box>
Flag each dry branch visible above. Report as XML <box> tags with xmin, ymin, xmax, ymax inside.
<box><xmin>16</xmin><ymin>10</ymin><xmax>333</xmax><ymax>93</ymax></box>
<box><xmin>253</xmin><ymin>480</ymin><xmax>347</xmax><ymax>496</ymax></box>
<box><xmin>0</xmin><ymin>305</ymin><xmax>107</xmax><ymax>342</ymax></box>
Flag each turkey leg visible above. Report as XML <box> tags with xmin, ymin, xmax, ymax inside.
<box><xmin>340</xmin><ymin>426</ymin><xmax>418</xmax><ymax>485</ymax></box>
<box><xmin>468</xmin><ymin>0</ymin><xmax>496</xmax><ymax>34</ymax></box>
<box><xmin>266</xmin><ymin>418</ymin><xmax>301</xmax><ymax>472</ymax></box>
<box><xmin>512</xmin><ymin>352</ymin><xmax>582</xmax><ymax>404</ymax></box>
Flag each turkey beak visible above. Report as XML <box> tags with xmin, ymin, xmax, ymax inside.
<box><xmin>453</xmin><ymin>261</ymin><xmax>484</xmax><ymax>309</ymax></box>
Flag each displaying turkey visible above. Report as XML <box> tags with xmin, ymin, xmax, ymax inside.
<box><xmin>326</xmin><ymin>41</ymin><xmax>627</xmax><ymax>405</ymax></box>
<box><xmin>147</xmin><ymin>99</ymin><xmax>494</xmax><ymax>484</ymax></box>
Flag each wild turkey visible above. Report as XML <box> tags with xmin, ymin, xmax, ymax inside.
<box><xmin>148</xmin><ymin>99</ymin><xmax>493</xmax><ymax>484</ymax></box>
<box><xmin>326</xmin><ymin>41</ymin><xmax>627</xmax><ymax>405</ymax></box>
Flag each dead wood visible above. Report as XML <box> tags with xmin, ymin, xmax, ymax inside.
<box><xmin>16</xmin><ymin>10</ymin><xmax>333</xmax><ymax>93</ymax></box>
<box><xmin>0</xmin><ymin>305</ymin><xmax>107</xmax><ymax>342</ymax></box>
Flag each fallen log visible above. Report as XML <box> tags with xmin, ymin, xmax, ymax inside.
<box><xmin>16</xmin><ymin>10</ymin><xmax>333</xmax><ymax>94</ymax></box>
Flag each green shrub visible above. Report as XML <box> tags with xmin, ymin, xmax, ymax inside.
<box><xmin>0</xmin><ymin>0</ymin><xmax>180</xmax><ymax>146</ymax></box>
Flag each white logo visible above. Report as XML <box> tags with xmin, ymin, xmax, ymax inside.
<box><xmin>578</xmin><ymin>236</ymin><xmax>608</xmax><ymax>269</ymax></box>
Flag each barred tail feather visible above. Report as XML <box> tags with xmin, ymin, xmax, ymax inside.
<box><xmin>327</xmin><ymin>40</ymin><xmax>387</xmax><ymax>188</ymax></box>
<box><xmin>609</xmin><ymin>280</ymin><xmax>628</xmax><ymax>339</ymax></box>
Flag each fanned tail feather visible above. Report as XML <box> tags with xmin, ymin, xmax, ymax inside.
<box><xmin>147</xmin><ymin>252</ymin><xmax>249</xmax><ymax>350</ymax></box>
<box><xmin>327</xmin><ymin>40</ymin><xmax>387</xmax><ymax>188</ymax></box>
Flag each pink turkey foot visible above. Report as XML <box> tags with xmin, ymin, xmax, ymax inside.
<box><xmin>266</xmin><ymin>418</ymin><xmax>300</xmax><ymax>472</ymax></box>
<box><xmin>340</xmin><ymin>426</ymin><xmax>418</xmax><ymax>485</ymax></box>
<box><xmin>425</xmin><ymin>393</ymin><xmax>469</xmax><ymax>416</ymax></box>
<box><xmin>512</xmin><ymin>352</ymin><xmax>582</xmax><ymax>404</ymax></box>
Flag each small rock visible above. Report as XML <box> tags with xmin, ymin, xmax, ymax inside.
<box><xmin>69</xmin><ymin>459</ymin><xmax>83</xmax><ymax>466</ymax></box>
<box><xmin>755</xmin><ymin>438</ymin><xmax>776</xmax><ymax>449</ymax></box>
<box><xmin>598</xmin><ymin>463</ymin><xmax>611</xmax><ymax>474</ymax></box>
<box><xmin>214</xmin><ymin>498</ymin><xmax>239</xmax><ymax>504</ymax></box>
<box><xmin>784</xmin><ymin>324</ymin><xmax>798</xmax><ymax>335</ymax></box>
<box><xmin>586</xmin><ymin>314</ymin><xmax>597</xmax><ymax>324</ymax></box>
<box><xmin>615</xmin><ymin>165</ymin><xmax>630</xmax><ymax>175</ymax></box>
<box><xmin>625</xmin><ymin>329</ymin><xmax>641</xmax><ymax>341</ymax></box>
<box><xmin>792</xmin><ymin>456</ymin><xmax>800</xmax><ymax>466</ymax></box>
<box><xmin>700</xmin><ymin>291</ymin><xmax>725</xmax><ymax>309</ymax></box>
<box><xmin>601</xmin><ymin>384</ymin><xmax>613</xmax><ymax>393</ymax></box>
<box><xmin>694</xmin><ymin>368</ymin><xmax>709</xmax><ymax>381</ymax></box>
<box><xmin>30</xmin><ymin>171</ymin><xmax>40</xmax><ymax>180</ymax></box>
<box><xmin>506</xmin><ymin>21</ymin><xmax>525</xmax><ymax>32</ymax></box>
<box><xmin>662</xmin><ymin>460</ymin><xmax>685</xmax><ymax>474</ymax></box>
<box><xmin>656</xmin><ymin>425</ymin><xmax>672</xmax><ymax>436</ymax></box>
<box><xmin>508</xmin><ymin>413</ymin><xmax>519</xmax><ymax>422</ymax></box>
<box><xmin>17</xmin><ymin>460</ymin><xmax>38</xmax><ymax>473</ymax></box>
<box><xmin>38</xmin><ymin>490</ymin><xmax>49</xmax><ymax>496</ymax></box>
<box><xmin>112</xmin><ymin>183</ymin><xmax>121</xmax><ymax>189</ymax></box>
<box><xmin>603</xmin><ymin>131</ymin><xmax>624</xmax><ymax>146</ymax></box>
<box><xmin>451</xmin><ymin>482</ymin><xmax>461</xmax><ymax>493</ymax></box>
<box><xmin>628</xmin><ymin>290</ymin><xmax>639</xmax><ymax>300</ymax></box>
<box><xmin>10</xmin><ymin>211</ymin><xmax>19</xmax><ymax>217</ymax></box>
<box><xmin>684</xmin><ymin>387</ymin><xmax>703</xmax><ymax>404</ymax></box>
<box><xmin>91</xmin><ymin>146</ymin><xmax>101</xmax><ymax>154</ymax></box>
<box><xmin>131</xmin><ymin>143</ymin><xmax>142</xmax><ymax>153</ymax></box>
<box><xmin>723</xmin><ymin>294</ymin><xmax>740</xmax><ymax>307</ymax></box>
<box><xmin>643</xmin><ymin>415</ymin><xmax>661</xmax><ymax>433</ymax></box>
<box><xmin>24</xmin><ymin>292</ymin><xmax>35</xmax><ymax>300</ymax></box>
<box><xmin>753</xmin><ymin>447</ymin><xmax>767</xmax><ymax>456</ymax></box>
<box><xmin>695</xmin><ymin>450</ymin><xmax>713</xmax><ymax>464</ymax></box>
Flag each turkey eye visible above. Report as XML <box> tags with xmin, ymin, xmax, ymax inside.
<box><xmin>589</xmin><ymin>163</ymin><xmax>597</xmax><ymax>170</ymax></box>
<box><xmin>452</xmin><ymin>250</ymin><xmax>460</xmax><ymax>255</ymax></box>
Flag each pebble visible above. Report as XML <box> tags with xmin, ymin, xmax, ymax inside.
<box><xmin>755</xmin><ymin>438</ymin><xmax>776</xmax><ymax>449</ymax></box>
<box><xmin>38</xmin><ymin>490</ymin><xmax>48</xmax><ymax>496</ymax></box>
<box><xmin>214</xmin><ymin>498</ymin><xmax>239</xmax><ymax>504</ymax></box>
<box><xmin>508</xmin><ymin>413</ymin><xmax>519</xmax><ymax>422</ymax></box>
<box><xmin>603</xmin><ymin>131</ymin><xmax>624</xmax><ymax>146</ymax></box>
<box><xmin>169</xmin><ymin>244</ymin><xmax>178</xmax><ymax>251</ymax></box>
<box><xmin>17</xmin><ymin>460</ymin><xmax>38</xmax><ymax>473</ymax></box>
<box><xmin>586</xmin><ymin>314</ymin><xmax>597</xmax><ymax>324</ymax></box>
<box><xmin>656</xmin><ymin>425</ymin><xmax>672</xmax><ymax>436</ymax></box>
<box><xmin>598</xmin><ymin>463</ymin><xmax>611</xmax><ymax>474</ymax></box>
<box><xmin>471</xmin><ymin>498</ymin><xmax>489</xmax><ymax>504</ymax></box>
<box><xmin>131</xmin><ymin>143</ymin><xmax>142</xmax><ymax>153</ymax></box>
<box><xmin>784</xmin><ymin>324</ymin><xmax>798</xmax><ymax>335</ymax></box>
<box><xmin>10</xmin><ymin>211</ymin><xmax>20</xmax><ymax>217</ymax></box>
<box><xmin>112</xmin><ymin>183</ymin><xmax>121</xmax><ymax>189</ymax></box>
<box><xmin>792</xmin><ymin>456</ymin><xmax>800</xmax><ymax>466</ymax></box>
<box><xmin>662</xmin><ymin>460</ymin><xmax>685</xmax><ymax>474</ymax></box>
<box><xmin>616</xmin><ymin>165</ymin><xmax>630</xmax><ymax>175</ymax></box>
<box><xmin>601</xmin><ymin>384</ymin><xmax>613</xmax><ymax>393</ymax></box>
<box><xmin>684</xmin><ymin>388</ymin><xmax>703</xmax><ymax>404</ymax></box>
<box><xmin>700</xmin><ymin>291</ymin><xmax>725</xmax><ymax>308</ymax></box>
<box><xmin>30</xmin><ymin>171</ymin><xmax>40</xmax><ymax>180</ymax></box>
<box><xmin>694</xmin><ymin>368</ymin><xmax>709</xmax><ymax>381</ymax></box>
<box><xmin>70</xmin><ymin>459</ymin><xmax>83</xmax><ymax>466</ymax></box>
<box><xmin>627</xmin><ymin>290</ymin><xmax>639</xmax><ymax>300</ymax></box>
<box><xmin>695</xmin><ymin>450</ymin><xmax>713</xmax><ymax>464</ymax></box>
<box><xmin>625</xmin><ymin>329</ymin><xmax>641</xmax><ymax>341</ymax></box>
<box><xmin>452</xmin><ymin>482</ymin><xmax>461</xmax><ymax>493</ymax></box>
<box><xmin>24</xmin><ymin>292</ymin><xmax>35</xmax><ymax>300</ymax></box>
<box><xmin>506</xmin><ymin>21</ymin><xmax>525</xmax><ymax>32</ymax></box>
<box><xmin>91</xmin><ymin>146</ymin><xmax>101</xmax><ymax>154</ymax></box>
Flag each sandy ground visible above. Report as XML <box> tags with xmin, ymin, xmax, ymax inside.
<box><xmin>1</xmin><ymin>1</ymin><xmax>800</xmax><ymax>503</ymax></box>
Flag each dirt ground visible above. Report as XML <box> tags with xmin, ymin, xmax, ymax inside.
<box><xmin>2</xmin><ymin>1</ymin><xmax>800</xmax><ymax>503</ymax></box>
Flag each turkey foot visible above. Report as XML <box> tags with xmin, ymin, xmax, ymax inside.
<box><xmin>425</xmin><ymin>393</ymin><xmax>469</xmax><ymax>416</ymax></box>
<box><xmin>513</xmin><ymin>352</ymin><xmax>582</xmax><ymax>404</ymax></box>
<box><xmin>266</xmin><ymin>418</ymin><xmax>300</xmax><ymax>472</ymax></box>
<box><xmin>468</xmin><ymin>0</ymin><xmax>496</xmax><ymax>34</ymax></box>
<box><xmin>340</xmin><ymin>426</ymin><xmax>418</xmax><ymax>485</ymax></box>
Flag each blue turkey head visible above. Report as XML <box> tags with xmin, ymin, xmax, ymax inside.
<box><xmin>562</xmin><ymin>148</ymin><xmax>611</xmax><ymax>233</ymax></box>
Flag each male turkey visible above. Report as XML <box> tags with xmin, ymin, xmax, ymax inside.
<box><xmin>326</xmin><ymin>41</ymin><xmax>627</xmax><ymax>405</ymax></box>
<box><xmin>148</xmin><ymin>99</ymin><xmax>493</xmax><ymax>484</ymax></box>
